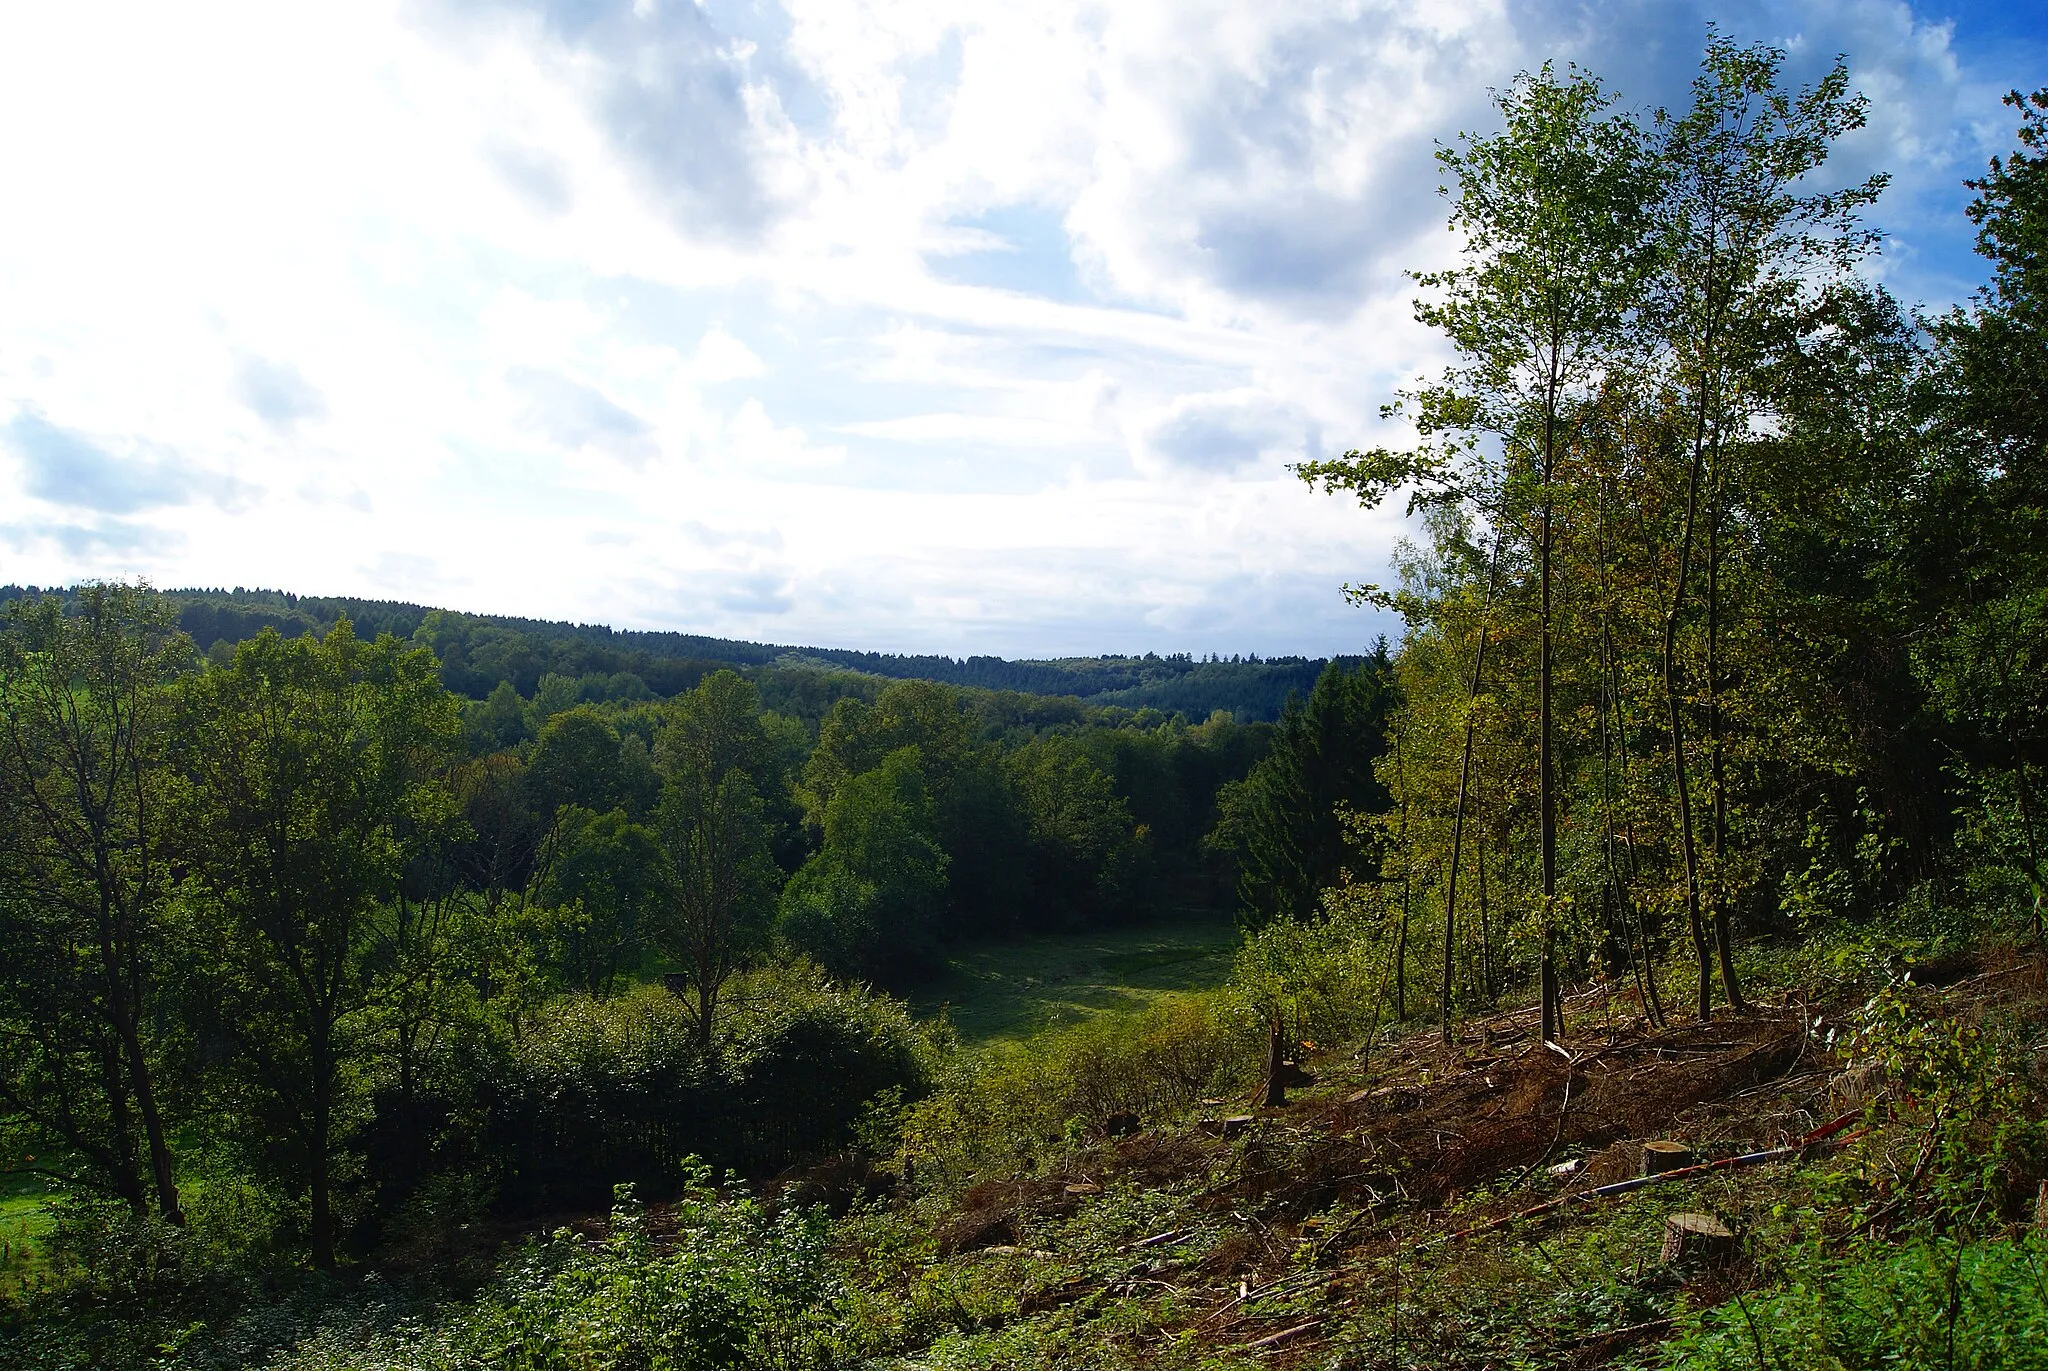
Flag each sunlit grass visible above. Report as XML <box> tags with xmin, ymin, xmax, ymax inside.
<box><xmin>910</xmin><ymin>912</ymin><xmax>1239</xmax><ymax>1042</ymax></box>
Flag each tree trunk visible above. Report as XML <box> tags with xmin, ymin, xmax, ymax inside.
<box><xmin>1704</xmin><ymin>451</ymin><xmax>1746</xmax><ymax>1013</ymax></box>
<box><xmin>309</xmin><ymin>1040</ymin><xmax>336</xmax><ymax>1270</ymax></box>
<box><xmin>1476</xmin><ymin>834</ymin><xmax>1494</xmax><ymax>1000</ymax></box>
<box><xmin>1665</xmin><ymin>445</ymin><xmax>1713</xmax><ymax>1022</ymax></box>
<box><xmin>1262</xmin><ymin>1016</ymin><xmax>1287</xmax><ymax>1108</ymax></box>
<box><xmin>120</xmin><ymin>1020</ymin><xmax>182</xmax><ymax>1225</ymax></box>
<box><xmin>1442</xmin><ymin>533</ymin><xmax>1504</xmax><ymax>1043</ymax></box>
<box><xmin>96</xmin><ymin>1033</ymin><xmax>147</xmax><ymax>1215</ymax></box>
<box><xmin>1394</xmin><ymin>729</ymin><xmax>1409</xmax><ymax>1021</ymax></box>
<box><xmin>1538</xmin><ymin>348</ymin><xmax>1561</xmax><ymax>1045</ymax></box>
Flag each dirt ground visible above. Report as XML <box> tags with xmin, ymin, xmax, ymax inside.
<box><xmin>891</xmin><ymin>945</ymin><xmax>2048</xmax><ymax>1365</ymax></box>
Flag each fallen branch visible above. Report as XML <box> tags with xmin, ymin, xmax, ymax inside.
<box><xmin>1422</xmin><ymin>1111</ymin><xmax>1867</xmax><ymax>1250</ymax></box>
<box><xmin>1246</xmin><ymin>1320</ymin><xmax>1321</xmax><ymax>1350</ymax></box>
<box><xmin>1120</xmin><ymin>1228</ymin><xmax>1191</xmax><ymax>1252</ymax></box>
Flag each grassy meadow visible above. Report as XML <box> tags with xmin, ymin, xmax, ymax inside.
<box><xmin>910</xmin><ymin>912</ymin><xmax>1239</xmax><ymax>1041</ymax></box>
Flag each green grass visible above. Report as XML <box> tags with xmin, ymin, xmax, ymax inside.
<box><xmin>0</xmin><ymin>1169</ymin><xmax>57</xmax><ymax>1290</ymax></box>
<box><xmin>911</xmin><ymin>913</ymin><xmax>1240</xmax><ymax>1042</ymax></box>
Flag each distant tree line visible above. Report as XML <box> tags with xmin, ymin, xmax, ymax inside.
<box><xmin>0</xmin><ymin>586</ymin><xmax>1355</xmax><ymax>722</ymax></box>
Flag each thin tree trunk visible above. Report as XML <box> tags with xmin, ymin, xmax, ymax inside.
<box><xmin>1476</xmin><ymin>832</ymin><xmax>1494</xmax><ymax>1001</ymax></box>
<box><xmin>95</xmin><ymin>1033</ymin><xmax>147</xmax><ymax>1215</ymax></box>
<box><xmin>1394</xmin><ymin>729</ymin><xmax>1409</xmax><ymax>1021</ymax></box>
<box><xmin>1666</xmin><ymin>400</ymin><xmax>1714</xmax><ymax>1021</ymax></box>
<box><xmin>1704</xmin><ymin>444</ymin><xmax>1747</xmax><ymax>1012</ymax></box>
<box><xmin>1442</xmin><ymin>532</ymin><xmax>1505</xmax><ymax>1043</ymax></box>
<box><xmin>1539</xmin><ymin>340</ymin><xmax>1562</xmax><ymax>1045</ymax></box>
<box><xmin>118</xmin><ymin>1015</ymin><xmax>181</xmax><ymax>1224</ymax></box>
<box><xmin>309</xmin><ymin>1036</ymin><xmax>336</xmax><ymax>1270</ymax></box>
<box><xmin>2015</xmin><ymin>761</ymin><xmax>2045</xmax><ymax>941</ymax></box>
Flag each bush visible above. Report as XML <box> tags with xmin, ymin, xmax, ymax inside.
<box><xmin>485</xmin><ymin>967</ymin><xmax>941</xmax><ymax>1206</ymax></box>
<box><xmin>226</xmin><ymin>1181</ymin><xmax>844</xmax><ymax>1371</ymax></box>
<box><xmin>901</xmin><ymin>993</ymin><xmax>1255</xmax><ymax>1183</ymax></box>
<box><xmin>1660</xmin><ymin>1234</ymin><xmax>2048</xmax><ymax>1370</ymax></box>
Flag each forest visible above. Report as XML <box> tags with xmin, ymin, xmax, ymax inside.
<box><xmin>5</xmin><ymin>35</ymin><xmax>2048</xmax><ymax>1371</ymax></box>
<box><xmin>0</xmin><ymin>584</ymin><xmax>1345</xmax><ymax>723</ymax></box>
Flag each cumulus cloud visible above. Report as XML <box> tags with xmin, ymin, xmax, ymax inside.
<box><xmin>0</xmin><ymin>0</ymin><xmax>2030</xmax><ymax>654</ymax></box>
<box><xmin>4</xmin><ymin>412</ymin><xmax>249</xmax><ymax>515</ymax></box>
<box><xmin>1144</xmin><ymin>392</ymin><xmax>1319</xmax><ymax>473</ymax></box>
<box><xmin>236</xmin><ymin>357</ymin><xmax>326</xmax><ymax>427</ymax></box>
<box><xmin>507</xmin><ymin>367</ymin><xmax>660</xmax><ymax>465</ymax></box>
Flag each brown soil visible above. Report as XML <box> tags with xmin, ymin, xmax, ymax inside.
<box><xmin>914</xmin><ymin>944</ymin><xmax>2048</xmax><ymax>1365</ymax></box>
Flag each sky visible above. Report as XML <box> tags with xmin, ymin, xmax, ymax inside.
<box><xmin>0</xmin><ymin>0</ymin><xmax>2041</xmax><ymax>659</ymax></box>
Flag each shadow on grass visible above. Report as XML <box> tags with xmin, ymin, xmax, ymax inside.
<box><xmin>911</xmin><ymin>912</ymin><xmax>1240</xmax><ymax>1042</ymax></box>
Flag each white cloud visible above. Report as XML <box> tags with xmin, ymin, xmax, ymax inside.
<box><xmin>0</xmin><ymin>0</ymin><xmax>2030</xmax><ymax>655</ymax></box>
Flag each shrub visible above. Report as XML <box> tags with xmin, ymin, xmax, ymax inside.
<box><xmin>485</xmin><ymin>966</ymin><xmax>941</xmax><ymax>1206</ymax></box>
<box><xmin>253</xmin><ymin>1180</ymin><xmax>844</xmax><ymax>1371</ymax></box>
<box><xmin>1660</xmin><ymin>1234</ymin><xmax>2048</xmax><ymax>1371</ymax></box>
<box><xmin>901</xmin><ymin>992</ymin><xmax>1256</xmax><ymax>1183</ymax></box>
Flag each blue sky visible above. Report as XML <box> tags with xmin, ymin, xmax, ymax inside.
<box><xmin>0</xmin><ymin>0</ymin><xmax>2041</xmax><ymax>658</ymax></box>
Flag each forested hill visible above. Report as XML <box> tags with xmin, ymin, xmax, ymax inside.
<box><xmin>0</xmin><ymin>584</ymin><xmax>1346</xmax><ymax>722</ymax></box>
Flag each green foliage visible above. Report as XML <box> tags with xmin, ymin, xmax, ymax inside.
<box><xmin>1206</xmin><ymin>654</ymin><xmax>1394</xmax><ymax>926</ymax></box>
<box><xmin>171</xmin><ymin>621</ymin><xmax>464</xmax><ymax>1267</ymax></box>
<box><xmin>1659</xmin><ymin>1234</ymin><xmax>2048</xmax><ymax>1371</ymax></box>
<box><xmin>900</xmin><ymin>992</ymin><xmax>1252</xmax><ymax>1183</ymax></box>
<box><xmin>0</xmin><ymin>583</ymin><xmax>192</xmax><ymax>1219</ymax></box>
<box><xmin>488</xmin><ymin>971</ymin><xmax>937</xmax><ymax>1207</ymax></box>
<box><xmin>539</xmin><ymin>807</ymin><xmax>666</xmax><ymax>996</ymax></box>
<box><xmin>526</xmin><ymin>708</ymin><xmax>626</xmax><ymax>816</ymax></box>
<box><xmin>781</xmin><ymin>750</ymin><xmax>950</xmax><ymax>982</ymax></box>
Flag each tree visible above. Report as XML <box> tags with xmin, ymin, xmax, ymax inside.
<box><xmin>527</xmin><ymin>707</ymin><xmax>625</xmax><ymax>817</ymax></box>
<box><xmin>1648</xmin><ymin>37</ymin><xmax>1883</xmax><ymax>1017</ymax></box>
<box><xmin>1300</xmin><ymin>64</ymin><xmax>1654</xmax><ymax>1040</ymax></box>
<box><xmin>779</xmin><ymin>749</ymin><xmax>949</xmax><ymax>982</ymax></box>
<box><xmin>652</xmin><ymin>671</ymin><xmax>783</xmax><ymax>1049</ymax></box>
<box><xmin>1207</xmin><ymin>654</ymin><xmax>1396</xmax><ymax>926</ymax></box>
<box><xmin>1919</xmin><ymin>89</ymin><xmax>2048</xmax><ymax>934</ymax></box>
<box><xmin>1011</xmin><ymin>736</ymin><xmax>1145</xmax><ymax>925</ymax></box>
<box><xmin>173</xmin><ymin>621</ymin><xmax>460</xmax><ymax>1268</ymax></box>
<box><xmin>0</xmin><ymin>583</ymin><xmax>188</xmax><ymax>1221</ymax></box>
<box><xmin>541</xmin><ymin>807</ymin><xmax>667</xmax><ymax>995</ymax></box>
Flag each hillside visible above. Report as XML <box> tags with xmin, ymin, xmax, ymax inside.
<box><xmin>0</xmin><ymin>584</ymin><xmax>1349</xmax><ymax>723</ymax></box>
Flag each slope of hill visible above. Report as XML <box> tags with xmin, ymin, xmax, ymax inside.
<box><xmin>0</xmin><ymin>584</ymin><xmax>1358</xmax><ymax>722</ymax></box>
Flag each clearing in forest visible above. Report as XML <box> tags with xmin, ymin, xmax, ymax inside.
<box><xmin>911</xmin><ymin>912</ymin><xmax>1239</xmax><ymax>1041</ymax></box>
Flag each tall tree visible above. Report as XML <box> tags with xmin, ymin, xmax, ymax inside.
<box><xmin>1651</xmin><ymin>38</ymin><xmax>1884</xmax><ymax>1016</ymax></box>
<box><xmin>653</xmin><ymin>671</ymin><xmax>783</xmax><ymax>1048</ymax></box>
<box><xmin>1918</xmin><ymin>90</ymin><xmax>2048</xmax><ymax>934</ymax></box>
<box><xmin>0</xmin><ymin>583</ymin><xmax>188</xmax><ymax>1221</ymax></box>
<box><xmin>1207</xmin><ymin>654</ymin><xmax>1395</xmax><ymax>927</ymax></box>
<box><xmin>1300</xmin><ymin>64</ymin><xmax>1654</xmax><ymax>1040</ymax></box>
<box><xmin>174</xmin><ymin>621</ymin><xmax>460</xmax><ymax>1268</ymax></box>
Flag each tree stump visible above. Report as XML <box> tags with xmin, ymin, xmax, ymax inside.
<box><xmin>1660</xmin><ymin>1213</ymin><xmax>1737</xmax><ymax>1267</ymax></box>
<box><xmin>1263</xmin><ymin>1019</ymin><xmax>1288</xmax><ymax>1107</ymax></box>
<box><xmin>1104</xmin><ymin>1112</ymin><xmax>1141</xmax><ymax>1138</ymax></box>
<box><xmin>1642</xmin><ymin>1141</ymin><xmax>1694</xmax><ymax>1176</ymax></box>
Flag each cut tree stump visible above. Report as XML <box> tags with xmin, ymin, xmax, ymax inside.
<box><xmin>1660</xmin><ymin>1213</ymin><xmax>1737</xmax><ymax>1267</ymax></box>
<box><xmin>1642</xmin><ymin>1141</ymin><xmax>1694</xmax><ymax>1176</ymax></box>
<box><xmin>1263</xmin><ymin>1019</ymin><xmax>1288</xmax><ymax>1107</ymax></box>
